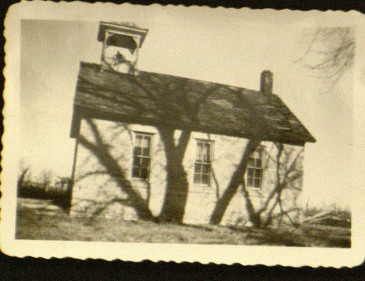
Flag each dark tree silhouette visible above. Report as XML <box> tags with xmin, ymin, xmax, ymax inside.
<box><xmin>209</xmin><ymin>86</ymin><xmax>266</xmax><ymax>225</ymax></box>
<box><xmin>76</xmin><ymin>71</ymin><xmax>222</xmax><ymax>223</ymax></box>
<box><xmin>157</xmin><ymin>128</ymin><xmax>191</xmax><ymax>222</ymax></box>
<box><xmin>75</xmin><ymin>64</ymin><xmax>308</xmax><ymax>225</ymax></box>
<box><xmin>131</xmin><ymin>76</ymin><xmax>220</xmax><ymax>222</ymax></box>
<box><xmin>209</xmin><ymin>139</ymin><xmax>303</xmax><ymax>228</ymax></box>
<box><xmin>78</xmin><ymin>119</ymin><xmax>155</xmax><ymax>220</ymax></box>
<box><xmin>209</xmin><ymin>139</ymin><xmax>260</xmax><ymax>225</ymax></box>
<box><xmin>261</xmin><ymin>145</ymin><xmax>303</xmax><ymax>228</ymax></box>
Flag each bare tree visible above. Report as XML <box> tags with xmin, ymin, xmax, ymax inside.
<box><xmin>296</xmin><ymin>27</ymin><xmax>355</xmax><ymax>89</ymax></box>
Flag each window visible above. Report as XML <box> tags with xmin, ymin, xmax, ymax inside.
<box><xmin>132</xmin><ymin>133</ymin><xmax>152</xmax><ymax>180</ymax></box>
<box><xmin>194</xmin><ymin>140</ymin><xmax>213</xmax><ymax>185</ymax></box>
<box><xmin>246</xmin><ymin>147</ymin><xmax>265</xmax><ymax>189</ymax></box>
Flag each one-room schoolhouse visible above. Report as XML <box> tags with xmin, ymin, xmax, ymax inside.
<box><xmin>69</xmin><ymin>22</ymin><xmax>316</xmax><ymax>226</ymax></box>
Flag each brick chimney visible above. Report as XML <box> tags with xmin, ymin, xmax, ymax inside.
<box><xmin>260</xmin><ymin>70</ymin><xmax>273</xmax><ymax>95</ymax></box>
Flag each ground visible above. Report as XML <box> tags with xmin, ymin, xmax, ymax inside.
<box><xmin>16</xmin><ymin>198</ymin><xmax>350</xmax><ymax>247</ymax></box>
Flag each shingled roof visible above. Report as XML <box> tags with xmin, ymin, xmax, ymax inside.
<box><xmin>71</xmin><ymin>62</ymin><xmax>315</xmax><ymax>146</ymax></box>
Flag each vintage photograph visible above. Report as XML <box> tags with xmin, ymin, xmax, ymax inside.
<box><xmin>3</xmin><ymin>2</ymin><xmax>364</xmax><ymax>266</ymax></box>
<box><xmin>15</xmin><ymin>19</ymin><xmax>352</xmax><ymax>247</ymax></box>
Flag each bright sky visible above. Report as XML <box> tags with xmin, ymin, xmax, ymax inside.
<box><xmin>20</xmin><ymin>20</ymin><xmax>353</xmax><ymax>209</ymax></box>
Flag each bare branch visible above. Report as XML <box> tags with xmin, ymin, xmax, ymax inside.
<box><xmin>296</xmin><ymin>27</ymin><xmax>354</xmax><ymax>90</ymax></box>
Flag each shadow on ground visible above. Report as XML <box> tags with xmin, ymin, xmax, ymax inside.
<box><xmin>15</xmin><ymin>198</ymin><xmax>351</xmax><ymax>247</ymax></box>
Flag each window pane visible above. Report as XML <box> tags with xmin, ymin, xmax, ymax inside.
<box><xmin>252</xmin><ymin>168</ymin><xmax>257</xmax><ymax>177</ymax></box>
<box><xmin>247</xmin><ymin>177</ymin><xmax>253</xmax><ymax>187</ymax></box>
<box><xmin>134</xmin><ymin>147</ymin><xmax>142</xmax><ymax>156</ymax></box>
<box><xmin>140</xmin><ymin>168</ymin><xmax>148</xmax><ymax>179</ymax></box>
<box><xmin>142</xmin><ymin>147</ymin><xmax>150</xmax><ymax>156</ymax></box>
<box><xmin>194</xmin><ymin>163</ymin><xmax>202</xmax><ymax>173</ymax></box>
<box><xmin>248</xmin><ymin>168</ymin><xmax>254</xmax><ymax>177</ymax></box>
<box><xmin>194</xmin><ymin>174</ymin><xmax>201</xmax><ymax>184</ymax></box>
<box><xmin>141</xmin><ymin>158</ymin><xmax>150</xmax><ymax>168</ymax></box>
<box><xmin>132</xmin><ymin>167</ymin><xmax>140</xmax><ymax>178</ymax></box>
<box><xmin>135</xmin><ymin>135</ymin><xmax>143</xmax><ymax>146</ymax></box>
<box><xmin>203</xmin><ymin>144</ymin><xmax>210</xmax><ymax>162</ymax></box>
<box><xmin>133</xmin><ymin>133</ymin><xmax>152</xmax><ymax>179</ymax></box>
<box><xmin>202</xmin><ymin>164</ymin><xmax>210</xmax><ymax>174</ymax></box>
<box><xmin>246</xmin><ymin>148</ymin><xmax>264</xmax><ymax>188</ymax></box>
<box><xmin>142</xmin><ymin>136</ymin><xmax>151</xmax><ymax>148</ymax></box>
<box><xmin>133</xmin><ymin>156</ymin><xmax>140</xmax><ymax>168</ymax></box>
<box><xmin>202</xmin><ymin>174</ymin><xmax>209</xmax><ymax>185</ymax></box>
<box><xmin>252</xmin><ymin>150</ymin><xmax>258</xmax><ymax>159</ymax></box>
<box><xmin>257</xmin><ymin>148</ymin><xmax>263</xmax><ymax>158</ymax></box>
<box><xmin>196</xmin><ymin>143</ymin><xmax>203</xmax><ymax>161</ymax></box>
<box><xmin>256</xmin><ymin>169</ymin><xmax>262</xmax><ymax>178</ymax></box>
<box><xmin>194</xmin><ymin>141</ymin><xmax>212</xmax><ymax>185</ymax></box>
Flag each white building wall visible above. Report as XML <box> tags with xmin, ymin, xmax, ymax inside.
<box><xmin>70</xmin><ymin>118</ymin><xmax>304</xmax><ymax>225</ymax></box>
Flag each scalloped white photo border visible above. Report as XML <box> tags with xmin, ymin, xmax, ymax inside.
<box><xmin>2</xmin><ymin>1</ymin><xmax>365</xmax><ymax>267</ymax></box>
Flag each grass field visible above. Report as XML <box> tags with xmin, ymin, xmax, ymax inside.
<box><xmin>16</xmin><ymin>198</ymin><xmax>351</xmax><ymax>247</ymax></box>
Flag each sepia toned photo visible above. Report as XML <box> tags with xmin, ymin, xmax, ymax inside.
<box><xmin>2</xmin><ymin>2</ymin><xmax>365</xmax><ymax>266</ymax></box>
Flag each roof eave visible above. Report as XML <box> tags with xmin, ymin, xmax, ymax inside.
<box><xmin>71</xmin><ymin>105</ymin><xmax>313</xmax><ymax>146</ymax></box>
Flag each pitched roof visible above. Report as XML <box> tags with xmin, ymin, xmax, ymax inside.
<box><xmin>71</xmin><ymin>62</ymin><xmax>316</xmax><ymax>145</ymax></box>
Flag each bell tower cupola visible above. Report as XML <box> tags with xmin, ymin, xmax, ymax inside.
<box><xmin>97</xmin><ymin>22</ymin><xmax>148</xmax><ymax>74</ymax></box>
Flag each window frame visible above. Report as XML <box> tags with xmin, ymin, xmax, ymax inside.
<box><xmin>245</xmin><ymin>146</ymin><xmax>265</xmax><ymax>190</ymax></box>
<box><xmin>131</xmin><ymin>132</ymin><xmax>153</xmax><ymax>181</ymax></box>
<box><xmin>193</xmin><ymin>139</ymin><xmax>214</xmax><ymax>187</ymax></box>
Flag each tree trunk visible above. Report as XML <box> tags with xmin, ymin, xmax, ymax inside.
<box><xmin>209</xmin><ymin>139</ymin><xmax>259</xmax><ymax>225</ymax></box>
<box><xmin>241</xmin><ymin>186</ymin><xmax>262</xmax><ymax>228</ymax></box>
<box><xmin>159</xmin><ymin>160</ymin><xmax>189</xmax><ymax>222</ymax></box>
<box><xmin>158</xmin><ymin>128</ymin><xmax>191</xmax><ymax>223</ymax></box>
